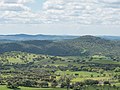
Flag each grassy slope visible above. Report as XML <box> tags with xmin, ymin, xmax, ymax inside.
<box><xmin>0</xmin><ymin>86</ymin><xmax>66</xmax><ymax>90</ymax></box>
<box><xmin>0</xmin><ymin>85</ymin><xmax>119</xmax><ymax>90</ymax></box>
<box><xmin>0</xmin><ymin>52</ymin><xmax>120</xmax><ymax>89</ymax></box>
<box><xmin>55</xmin><ymin>71</ymin><xmax>111</xmax><ymax>82</ymax></box>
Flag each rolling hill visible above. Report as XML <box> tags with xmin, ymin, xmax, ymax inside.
<box><xmin>0</xmin><ymin>35</ymin><xmax>120</xmax><ymax>58</ymax></box>
<box><xmin>0</xmin><ymin>34</ymin><xmax>120</xmax><ymax>41</ymax></box>
<box><xmin>0</xmin><ymin>34</ymin><xmax>78</xmax><ymax>41</ymax></box>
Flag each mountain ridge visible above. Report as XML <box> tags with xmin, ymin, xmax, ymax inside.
<box><xmin>0</xmin><ymin>34</ymin><xmax>79</xmax><ymax>41</ymax></box>
<box><xmin>0</xmin><ymin>34</ymin><xmax>120</xmax><ymax>41</ymax></box>
<box><xmin>0</xmin><ymin>35</ymin><xmax>120</xmax><ymax>58</ymax></box>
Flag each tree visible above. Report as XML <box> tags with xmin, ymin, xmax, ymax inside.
<box><xmin>39</xmin><ymin>81</ymin><xmax>49</xmax><ymax>88</ymax></box>
<box><xmin>104</xmin><ymin>81</ymin><xmax>111</xmax><ymax>85</ymax></box>
<box><xmin>73</xmin><ymin>82</ymin><xmax>84</xmax><ymax>90</ymax></box>
<box><xmin>84</xmin><ymin>79</ymin><xmax>99</xmax><ymax>85</ymax></box>
<box><xmin>51</xmin><ymin>80</ymin><xmax>58</xmax><ymax>88</ymax></box>
<box><xmin>22</xmin><ymin>80</ymin><xmax>37</xmax><ymax>87</ymax></box>
<box><xmin>114</xmin><ymin>67</ymin><xmax>120</xmax><ymax>72</ymax></box>
<box><xmin>7</xmin><ymin>81</ymin><xmax>19</xmax><ymax>89</ymax></box>
<box><xmin>66</xmin><ymin>77</ymin><xmax>71</xmax><ymax>90</ymax></box>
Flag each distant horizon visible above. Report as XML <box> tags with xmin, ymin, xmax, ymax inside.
<box><xmin>0</xmin><ymin>24</ymin><xmax>120</xmax><ymax>36</ymax></box>
<box><xmin>0</xmin><ymin>0</ymin><xmax>120</xmax><ymax>36</ymax></box>
<box><xmin>0</xmin><ymin>1</ymin><xmax>120</xmax><ymax>89</ymax></box>
<box><xmin>0</xmin><ymin>33</ymin><xmax>120</xmax><ymax>37</ymax></box>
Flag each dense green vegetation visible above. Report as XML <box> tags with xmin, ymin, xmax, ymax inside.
<box><xmin>0</xmin><ymin>51</ymin><xmax>119</xmax><ymax>90</ymax></box>
<box><xmin>0</xmin><ymin>36</ymin><xmax>120</xmax><ymax>90</ymax></box>
<box><xmin>0</xmin><ymin>36</ymin><xmax>120</xmax><ymax>57</ymax></box>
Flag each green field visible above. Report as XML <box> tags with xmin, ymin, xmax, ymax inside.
<box><xmin>84</xmin><ymin>85</ymin><xmax>120</xmax><ymax>90</ymax></box>
<box><xmin>0</xmin><ymin>52</ymin><xmax>120</xmax><ymax>90</ymax></box>
<box><xmin>0</xmin><ymin>85</ymin><xmax>119</xmax><ymax>90</ymax></box>
<box><xmin>0</xmin><ymin>86</ymin><xmax>66</xmax><ymax>90</ymax></box>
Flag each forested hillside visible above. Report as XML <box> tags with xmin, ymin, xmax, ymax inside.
<box><xmin>0</xmin><ymin>36</ymin><xmax>120</xmax><ymax>90</ymax></box>
<box><xmin>0</xmin><ymin>36</ymin><xmax>120</xmax><ymax>58</ymax></box>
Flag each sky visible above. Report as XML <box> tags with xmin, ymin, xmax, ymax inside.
<box><xmin>0</xmin><ymin>0</ymin><xmax>120</xmax><ymax>35</ymax></box>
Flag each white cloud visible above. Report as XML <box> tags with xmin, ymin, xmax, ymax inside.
<box><xmin>0</xmin><ymin>0</ymin><xmax>120</xmax><ymax>24</ymax></box>
<box><xmin>41</xmin><ymin>0</ymin><xmax>120</xmax><ymax>24</ymax></box>
<box><xmin>99</xmin><ymin>0</ymin><xmax>120</xmax><ymax>4</ymax></box>
<box><xmin>0</xmin><ymin>3</ymin><xmax>30</xmax><ymax>11</ymax></box>
<box><xmin>0</xmin><ymin>0</ymin><xmax>35</xmax><ymax>3</ymax></box>
<box><xmin>0</xmin><ymin>0</ymin><xmax>36</xmax><ymax>24</ymax></box>
<box><xmin>18</xmin><ymin>0</ymin><xmax>35</xmax><ymax>4</ymax></box>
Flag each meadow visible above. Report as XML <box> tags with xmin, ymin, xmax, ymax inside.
<box><xmin>0</xmin><ymin>52</ymin><xmax>119</xmax><ymax>90</ymax></box>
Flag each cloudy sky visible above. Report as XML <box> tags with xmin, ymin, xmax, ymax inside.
<box><xmin>0</xmin><ymin>0</ymin><xmax>120</xmax><ymax>35</ymax></box>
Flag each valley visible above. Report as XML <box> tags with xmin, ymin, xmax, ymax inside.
<box><xmin>0</xmin><ymin>0</ymin><xmax>119</xmax><ymax>89</ymax></box>
<box><xmin>0</xmin><ymin>36</ymin><xmax>120</xmax><ymax>90</ymax></box>
<box><xmin>0</xmin><ymin>51</ymin><xmax>119</xmax><ymax>90</ymax></box>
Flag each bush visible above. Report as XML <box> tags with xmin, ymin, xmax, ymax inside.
<box><xmin>73</xmin><ymin>82</ymin><xmax>85</xmax><ymax>90</ymax></box>
<box><xmin>39</xmin><ymin>81</ymin><xmax>49</xmax><ymax>88</ymax></box>
<box><xmin>84</xmin><ymin>79</ymin><xmax>99</xmax><ymax>85</ymax></box>
<box><xmin>21</xmin><ymin>80</ymin><xmax>37</xmax><ymax>87</ymax></box>
<box><xmin>51</xmin><ymin>80</ymin><xmax>58</xmax><ymax>88</ymax></box>
<box><xmin>61</xmin><ymin>82</ymin><xmax>67</xmax><ymax>88</ymax></box>
<box><xmin>104</xmin><ymin>81</ymin><xmax>110</xmax><ymax>85</ymax></box>
<box><xmin>7</xmin><ymin>81</ymin><xmax>19</xmax><ymax>89</ymax></box>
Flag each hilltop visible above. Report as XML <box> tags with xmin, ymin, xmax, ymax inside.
<box><xmin>0</xmin><ymin>36</ymin><xmax>120</xmax><ymax>90</ymax></box>
<box><xmin>0</xmin><ymin>34</ymin><xmax>78</xmax><ymax>41</ymax></box>
<box><xmin>0</xmin><ymin>35</ymin><xmax>120</xmax><ymax>58</ymax></box>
